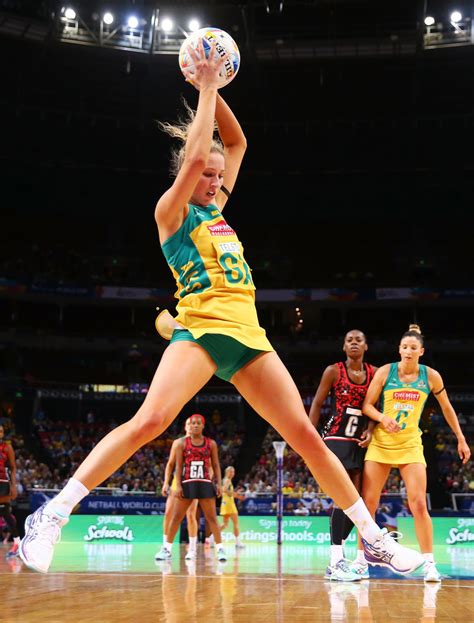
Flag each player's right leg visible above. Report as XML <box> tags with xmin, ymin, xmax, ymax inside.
<box><xmin>156</xmin><ymin>497</ymin><xmax>193</xmax><ymax>561</ymax></box>
<box><xmin>199</xmin><ymin>498</ymin><xmax>227</xmax><ymax>562</ymax></box>
<box><xmin>19</xmin><ymin>341</ymin><xmax>217</xmax><ymax>573</ymax></box>
<box><xmin>185</xmin><ymin>499</ymin><xmax>199</xmax><ymax>560</ymax></box>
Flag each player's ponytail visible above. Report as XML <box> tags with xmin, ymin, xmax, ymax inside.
<box><xmin>158</xmin><ymin>98</ymin><xmax>224</xmax><ymax>177</ymax></box>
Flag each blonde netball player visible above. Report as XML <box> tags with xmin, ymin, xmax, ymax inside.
<box><xmin>361</xmin><ymin>324</ymin><xmax>471</xmax><ymax>582</ymax></box>
<box><xmin>20</xmin><ymin>40</ymin><xmax>424</xmax><ymax>575</ymax></box>
<box><xmin>220</xmin><ymin>466</ymin><xmax>245</xmax><ymax>547</ymax></box>
<box><xmin>159</xmin><ymin>417</ymin><xmax>200</xmax><ymax>561</ymax></box>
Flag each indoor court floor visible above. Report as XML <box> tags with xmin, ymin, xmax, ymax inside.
<box><xmin>2</xmin><ymin>543</ymin><xmax>473</xmax><ymax>622</ymax></box>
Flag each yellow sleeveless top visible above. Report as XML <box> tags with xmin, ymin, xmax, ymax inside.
<box><xmin>371</xmin><ymin>363</ymin><xmax>430</xmax><ymax>451</ymax></box>
<box><xmin>161</xmin><ymin>203</ymin><xmax>273</xmax><ymax>351</ymax></box>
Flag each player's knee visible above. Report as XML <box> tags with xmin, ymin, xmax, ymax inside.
<box><xmin>286</xmin><ymin>419</ymin><xmax>322</xmax><ymax>455</ymax></box>
<box><xmin>130</xmin><ymin>406</ymin><xmax>174</xmax><ymax>443</ymax></box>
<box><xmin>408</xmin><ymin>496</ymin><xmax>428</xmax><ymax>516</ymax></box>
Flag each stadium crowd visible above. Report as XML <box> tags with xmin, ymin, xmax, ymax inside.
<box><xmin>1</xmin><ymin>403</ymin><xmax>471</xmax><ymax>511</ymax></box>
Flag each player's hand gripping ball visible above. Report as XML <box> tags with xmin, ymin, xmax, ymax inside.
<box><xmin>179</xmin><ymin>27</ymin><xmax>240</xmax><ymax>88</ymax></box>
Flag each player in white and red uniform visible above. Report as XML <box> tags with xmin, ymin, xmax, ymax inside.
<box><xmin>155</xmin><ymin>414</ymin><xmax>226</xmax><ymax>563</ymax></box>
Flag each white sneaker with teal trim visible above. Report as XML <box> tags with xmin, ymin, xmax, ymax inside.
<box><xmin>424</xmin><ymin>561</ymin><xmax>442</xmax><ymax>582</ymax></box>
<box><xmin>185</xmin><ymin>549</ymin><xmax>197</xmax><ymax>561</ymax></box>
<box><xmin>155</xmin><ymin>547</ymin><xmax>172</xmax><ymax>561</ymax></box>
<box><xmin>362</xmin><ymin>529</ymin><xmax>425</xmax><ymax>575</ymax></box>
<box><xmin>216</xmin><ymin>547</ymin><xmax>227</xmax><ymax>562</ymax></box>
<box><xmin>18</xmin><ymin>503</ymin><xmax>68</xmax><ymax>573</ymax></box>
<box><xmin>324</xmin><ymin>559</ymin><xmax>362</xmax><ymax>582</ymax></box>
<box><xmin>350</xmin><ymin>560</ymin><xmax>370</xmax><ymax>579</ymax></box>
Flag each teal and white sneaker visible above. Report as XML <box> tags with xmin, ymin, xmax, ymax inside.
<box><xmin>216</xmin><ymin>546</ymin><xmax>227</xmax><ymax>562</ymax></box>
<box><xmin>424</xmin><ymin>561</ymin><xmax>442</xmax><ymax>582</ymax></box>
<box><xmin>350</xmin><ymin>560</ymin><xmax>370</xmax><ymax>579</ymax></box>
<box><xmin>185</xmin><ymin>549</ymin><xmax>197</xmax><ymax>561</ymax></box>
<box><xmin>154</xmin><ymin>547</ymin><xmax>172</xmax><ymax>561</ymax></box>
<box><xmin>18</xmin><ymin>503</ymin><xmax>68</xmax><ymax>573</ymax></box>
<box><xmin>325</xmin><ymin>559</ymin><xmax>362</xmax><ymax>582</ymax></box>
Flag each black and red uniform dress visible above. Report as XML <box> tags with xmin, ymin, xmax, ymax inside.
<box><xmin>0</xmin><ymin>441</ymin><xmax>11</xmax><ymax>497</ymax></box>
<box><xmin>181</xmin><ymin>436</ymin><xmax>216</xmax><ymax>499</ymax></box>
<box><xmin>320</xmin><ymin>362</ymin><xmax>375</xmax><ymax>470</ymax></box>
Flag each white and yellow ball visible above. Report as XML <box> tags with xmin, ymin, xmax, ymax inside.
<box><xmin>178</xmin><ymin>27</ymin><xmax>240</xmax><ymax>88</ymax></box>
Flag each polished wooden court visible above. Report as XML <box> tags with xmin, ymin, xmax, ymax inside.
<box><xmin>2</xmin><ymin>543</ymin><xmax>473</xmax><ymax>622</ymax></box>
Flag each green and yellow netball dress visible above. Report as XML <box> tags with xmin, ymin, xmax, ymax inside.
<box><xmin>157</xmin><ymin>203</ymin><xmax>273</xmax><ymax>380</ymax></box>
<box><xmin>220</xmin><ymin>480</ymin><xmax>238</xmax><ymax>516</ymax></box>
<box><xmin>365</xmin><ymin>363</ymin><xmax>431</xmax><ymax>466</ymax></box>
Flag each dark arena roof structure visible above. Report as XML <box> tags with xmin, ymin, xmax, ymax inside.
<box><xmin>2</xmin><ymin>0</ymin><xmax>474</xmax><ymax>388</ymax></box>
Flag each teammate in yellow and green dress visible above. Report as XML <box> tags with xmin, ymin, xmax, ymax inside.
<box><xmin>361</xmin><ymin>324</ymin><xmax>471</xmax><ymax>582</ymax></box>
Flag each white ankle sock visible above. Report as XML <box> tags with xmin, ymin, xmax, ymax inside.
<box><xmin>165</xmin><ymin>542</ymin><xmax>173</xmax><ymax>551</ymax></box>
<box><xmin>343</xmin><ymin>498</ymin><xmax>381</xmax><ymax>544</ymax></box>
<box><xmin>356</xmin><ymin>549</ymin><xmax>365</xmax><ymax>563</ymax></box>
<box><xmin>163</xmin><ymin>534</ymin><xmax>168</xmax><ymax>545</ymax></box>
<box><xmin>423</xmin><ymin>553</ymin><xmax>434</xmax><ymax>563</ymax></box>
<box><xmin>189</xmin><ymin>536</ymin><xmax>197</xmax><ymax>551</ymax></box>
<box><xmin>330</xmin><ymin>544</ymin><xmax>343</xmax><ymax>566</ymax></box>
<box><xmin>47</xmin><ymin>478</ymin><xmax>89</xmax><ymax>518</ymax></box>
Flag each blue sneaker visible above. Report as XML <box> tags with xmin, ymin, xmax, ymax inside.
<box><xmin>324</xmin><ymin>559</ymin><xmax>362</xmax><ymax>582</ymax></box>
<box><xmin>362</xmin><ymin>529</ymin><xmax>425</xmax><ymax>575</ymax></box>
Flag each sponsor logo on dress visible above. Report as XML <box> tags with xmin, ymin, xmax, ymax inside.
<box><xmin>393</xmin><ymin>403</ymin><xmax>415</xmax><ymax>412</ymax></box>
<box><xmin>207</xmin><ymin>220</ymin><xmax>235</xmax><ymax>236</ymax></box>
<box><xmin>393</xmin><ymin>391</ymin><xmax>420</xmax><ymax>401</ymax></box>
<box><xmin>219</xmin><ymin>242</ymin><xmax>240</xmax><ymax>253</ymax></box>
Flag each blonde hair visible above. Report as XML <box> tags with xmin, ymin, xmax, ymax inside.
<box><xmin>402</xmin><ymin>323</ymin><xmax>424</xmax><ymax>344</ymax></box>
<box><xmin>224</xmin><ymin>466</ymin><xmax>234</xmax><ymax>477</ymax></box>
<box><xmin>158</xmin><ymin>98</ymin><xmax>224</xmax><ymax>177</ymax></box>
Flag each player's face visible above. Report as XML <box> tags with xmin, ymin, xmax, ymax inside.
<box><xmin>343</xmin><ymin>331</ymin><xmax>367</xmax><ymax>357</ymax></box>
<box><xmin>399</xmin><ymin>336</ymin><xmax>424</xmax><ymax>362</ymax></box>
<box><xmin>189</xmin><ymin>416</ymin><xmax>204</xmax><ymax>434</ymax></box>
<box><xmin>228</xmin><ymin>467</ymin><xmax>235</xmax><ymax>478</ymax></box>
<box><xmin>184</xmin><ymin>420</ymin><xmax>192</xmax><ymax>435</ymax></box>
<box><xmin>191</xmin><ymin>152</ymin><xmax>225</xmax><ymax>207</ymax></box>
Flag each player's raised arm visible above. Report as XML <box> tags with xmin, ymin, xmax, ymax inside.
<box><xmin>155</xmin><ymin>41</ymin><xmax>223</xmax><ymax>243</ymax></box>
<box><xmin>214</xmin><ymin>93</ymin><xmax>247</xmax><ymax>211</ymax></box>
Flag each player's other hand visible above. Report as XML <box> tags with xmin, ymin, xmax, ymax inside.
<box><xmin>161</xmin><ymin>484</ymin><xmax>170</xmax><ymax>497</ymax></box>
<box><xmin>358</xmin><ymin>429</ymin><xmax>372</xmax><ymax>448</ymax></box>
<box><xmin>380</xmin><ymin>415</ymin><xmax>401</xmax><ymax>433</ymax></box>
<box><xmin>458</xmin><ymin>438</ymin><xmax>471</xmax><ymax>464</ymax></box>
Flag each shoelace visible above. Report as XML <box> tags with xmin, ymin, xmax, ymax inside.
<box><xmin>336</xmin><ymin>559</ymin><xmax>353</xmax><ymax>573</ymax></box>
<box><xmin>376</xmin><ymin>530</ymin><xmax>404</xmax><ymax>551</ymax></box>
<box><xmin>34</xmin><ymin>515</ymin><xmax>62</xmax><ymax>547</ymax></box>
